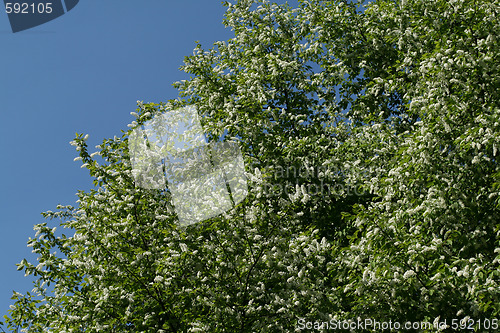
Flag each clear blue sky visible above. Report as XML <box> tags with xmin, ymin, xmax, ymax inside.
<box><xmin>0</xmin><ymin>0</ymin><xmax>257</xmax><ymax>324</ymax></box>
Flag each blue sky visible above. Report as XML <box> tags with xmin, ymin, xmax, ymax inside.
<box><xmin>0</xmin><ymin>0</ymin><xmax>250</xmax><ymax>324</ymax></box>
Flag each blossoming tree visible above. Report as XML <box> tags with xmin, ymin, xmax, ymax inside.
<box><xmin>3</xmin><ymin>0</ymin><xmax>499</xmax><ymax>331</ymax></box>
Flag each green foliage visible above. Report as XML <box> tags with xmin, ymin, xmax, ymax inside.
<box><xmin>3</xmin><ymin>0</ymin><xmax>500</xmax><ymax>332</ymax></box>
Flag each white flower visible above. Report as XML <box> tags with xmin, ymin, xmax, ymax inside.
<box><xmin>403</xmin><ymin>270</ymin><xmax>415</xmax><ymax>279</ymax></box>
<box><xmin>179</xmin><ymin>243</ymin><xmax>188</xmax><ymax>252</ymax></box>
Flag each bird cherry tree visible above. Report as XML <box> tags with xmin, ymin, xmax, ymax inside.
<box><xmin>3</xmin><ymin>0</ymin><xmax>499</xmax><ymax>332</ymax></box>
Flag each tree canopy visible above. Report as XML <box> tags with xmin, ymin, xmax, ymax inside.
<box><xmin>3</xmin><ymin>0</ymin><xmax>500</xmax><ymax>332</ymax></box>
